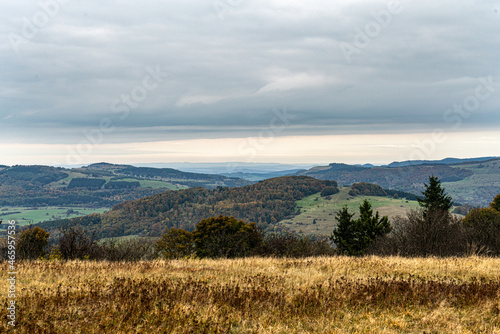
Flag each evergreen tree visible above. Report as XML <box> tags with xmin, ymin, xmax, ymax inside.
<box><xmin>330</xmin><ymin>206</ymin><xmax>356</xmax><ymax>255</ymax></box>
<box><xmin>356</xmin><ymin>200</ymin><xmax>391</xmax><ymax>252</ymax></box>
<box><xmin>417</xmin><ymin>176</ymin><xmax>453</xmax><ymax>216</ymax></box>
<box><xmin>330</xmin><ymin>200</ymin><xmax>390</xmax><ymax>256</ymax></box>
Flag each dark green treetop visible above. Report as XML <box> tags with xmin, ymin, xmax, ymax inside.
<box><xmin>330</xmin><ymin>200</ymin><xmax>391</xmax><ymax>256</ymax></box>
<box><xmin>417</xmin><ymin>176</ymin><xmax>453</xmax><ymax>215</ymax></box>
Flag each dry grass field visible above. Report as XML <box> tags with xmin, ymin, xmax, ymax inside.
<box><xmin>1</xmin><ymin>256</ymin><xmax>500</xmax><ymax>333</ymax></box>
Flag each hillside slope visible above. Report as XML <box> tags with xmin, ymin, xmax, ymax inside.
<box><xmin>296</xmin><ymin>159</ymin><xmax>500</xmax><ymax>206</ymax></box>
<box><xmin>278</xmin><ymin>187</ymin><xmax>421</xmax><ymax>236</ymax></box>
<box><xmin>39</xmin><ymin>176</ymin><xmax>336</xmax><ymax>238</ymax></box>
<box><xmin>0</xmin><ymin>163</ymin><xmax>251</xmax><ymax>208</ymax></box>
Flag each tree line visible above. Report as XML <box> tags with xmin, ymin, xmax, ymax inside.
<box><xmin>2</xmin><ymin>176</ymin><xmax>499</xmax><ymax>260</ymax></box>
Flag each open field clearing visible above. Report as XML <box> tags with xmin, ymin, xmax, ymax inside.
<box><xmin>0</xmin><ymin>207</ymin><xmax>109</xmax><ymax>226</ymax></box>
<box><xmin>1</xmin><ymin>256</ymin><xmax>499</xmax><ymax>333</ymax></box>
<box><xmin>281</xmin><ymin>188</ymin><xmax>421</xmax><ymax>235</ymax></box>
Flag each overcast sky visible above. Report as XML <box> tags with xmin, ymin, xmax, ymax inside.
<box><xmin>1</xmin><ymin>0</ymin><xmax>499</xmax><ymax>166</ymax></box>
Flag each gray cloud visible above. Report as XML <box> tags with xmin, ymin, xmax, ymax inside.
<box><xmin>1</xmin><ymin>0</ymin><xmax>499</xmax><ymax>146</ymax></box>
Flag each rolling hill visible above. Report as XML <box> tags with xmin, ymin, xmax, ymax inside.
<box><xmin>278</xmin><ymin>187</ymin><xmax>421</xmax><ymax>236</ymax></box>
<box><xmin>38</xmin><ymin>176</ymin><xmax>336</xmax><ymax>238</ymax></box>
<box><xmin>0</xmin><ymin>163</ymin><xmax>250</xmax><ymax>207</ymax></box>
<box><xmin>386</xmin><ymin>156</ymin><xmax>499</xmax><ymax>168</ymax></box>
<box><xmin>37</xmin><ymin>176</ymin><xmax>447</xmax><ymax>240</ymax></box>
<box><xmin>296</xmin><ymin>158</ymin><xmax>500</xmax><ymax>206</ymax></box>
<box><xmin>0</xmin><ymin>163</ymin><xmax>252</xmax><ymax>226</ymax></box>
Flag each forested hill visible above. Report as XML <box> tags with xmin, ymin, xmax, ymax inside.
<box><xmin>0</xmin><ymin>163</ymin><xmax>251</xmax><ymax>207</ymax></box>
<box><xmin>85</xmin><ymin>163</ymin><xmax>249</xmax><ymax>186</ymax></box>
<box><xmin>295</xmin><ymin>159</ymin><xmax>500</xmax><ymax>206</ymax></box>
<box><xmin>40</xmin><ymin>176</ymin><xmax>337</xmax><ymax>238</ymax></box>
<box><xmin>297</xmin><ymin>163</ymin><xmax>473</xmax><ymax>186</ymax></box>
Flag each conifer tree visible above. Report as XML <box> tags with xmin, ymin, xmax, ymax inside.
<box><xmin>331</xmin><ymin>200</ymin><xmax>390</xmax><ymax>255</ymax></box>
<box><xmin>417</xmin><ymin>176</ymin><xmax>453</xmax><ymax>216</ymax></box>
<box><xmin>330</xmin><ymin>206</ymin><xmax>356</xmax><ymax>255</ymax></box>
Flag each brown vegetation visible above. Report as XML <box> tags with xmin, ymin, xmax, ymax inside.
<box><xmin>1</xmin><ymin>256</ymin><xmax>499</xmax><ymax>333</ymax></box>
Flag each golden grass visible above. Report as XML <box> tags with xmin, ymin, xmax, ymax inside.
<box><xmin>1</xmin><ymin>256</ymin><xmax>500</xmax><ymax>333</ymax></box>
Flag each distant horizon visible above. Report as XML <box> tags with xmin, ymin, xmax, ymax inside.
<box><xmin>2</xmin><ymin>155</ymin><xmax>498</xmax><ymax>171</ymax></box>
<box><xmin>1</xmin><ymin>131</ymin><xmax>499</xmax><ymax>167</ymax></box>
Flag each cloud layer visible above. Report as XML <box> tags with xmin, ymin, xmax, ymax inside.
<box><xmin>1</xmin><ymin>0</ymin><xmax>499</xmax><ymax>164</ymax></box>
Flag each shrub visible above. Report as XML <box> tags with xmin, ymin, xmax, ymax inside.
<box><xmin>17</xmin><ymin>225</ymin><xmax>50</xmax><ymax>260</ymax></box>
<box><xmin>58</xmin><ymin>224</ymin><xmax>100</xmax><ymax>260</ymax></box>
<box><xmin>375</xmin><ymin>209</ymin><xmax>466</xmax><ymax>257</ymax></box>
<box><xmin>155</xmin><ymin>228</ymin><xmax>194</xmax><ymax>259</ymax></box>
<box><xmin>192</xmin><ymin>215</ymin><xmax>262</xmax><ymax>258</ymax></box>
<box><xmin>99</xmin><ymin>237</ymin><xmax>158</xmax><ymax>261</ymax></box>
<box><xmin>259</xmin><ymin>232</ymin><xmax>334</xmax><ymax>257</ymax></box>
<box><xmin>490</xmin><ymin>194</ymin><xmax>500</xmax><ymax>211</ymax></box>
<box><xmin>462</xmin><ymin>194</ymin><xmax>500</xmax><ymax>255</ymax></box>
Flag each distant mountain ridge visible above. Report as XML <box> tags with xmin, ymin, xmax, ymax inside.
<box><xmin>386</xmin><ymin>157</ymin><xmax>499</xmax><ymax>168</ymax></box>
<box><xmin>0</xmin><ymin>163</ymin><xmax>251</xmax><ymax>208</ymax></box>
<box><xmin>296</xmin><ymin>158</ymin><xmax>500</xmax><ymax>206</ymax></box>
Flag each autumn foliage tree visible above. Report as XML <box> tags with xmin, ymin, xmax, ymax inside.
<box><xmin>192</xmin><ymin>215</ymin><xmax>262</xmax><ymax>258</ymax></box>
<box><xmin>155</xmin><ymin>228</ymin><xmax>194</xmax><ymax>259</ymax></box>
<box><xmin>463</xmin><ymin>193</ymin><xmax>500</xmax><ymax>255</ymax></box>
<box><xmin>17</xmin><ymin>225</ymin><xmax>50</xmax><ymax>260</ymax></box>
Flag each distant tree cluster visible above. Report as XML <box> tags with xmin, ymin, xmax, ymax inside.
<box><xmin>383</xmin><ymin>189</ymin><xmax>418</xmax><ymax>201</ymax></box>
<box><xmin>321</xmin><ymin>186</ymin><xmax>339</xmax><ymax>197</ymax></box>
<box><xmin>348</xmin><ymin>182</ymin><xmax>387</xmax><ymax>197</ymax></box>
<box><xmin>0</xmin><ymin>165</ymin><xmax>68</xmax><ymax>185</ymax></box>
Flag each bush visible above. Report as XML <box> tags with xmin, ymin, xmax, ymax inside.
<box><xmin>192</xmin><ymin>215</ymin><xmax>262</xmax><ymax>258</ymax></box>
<box><xmin>462</xmin><ymin>194</ymin><xmax>500</xmax><ymax>255</ymax></box>
<box><xmin>155</xmin><ymin>228</ymin><xmax>194</xmax><ymax>259</ymax></box>
<box><xmin>373</xmin><ymin>209</ymin><xmax>466</xmax><ymax>257</ymax></box>
<box><xmin>17</xmin><ymin>225</ymin><xmax>50</xmax><ymax>260</ymax></box>
<box><xmin>99</xmin><ymin>237</ymin><xmax>158</xmax><ymax>261</ymax></box>
<box><xmin>258</xmin><ymin>232</ymin><xmax>334</xmax><ymax>257</ymax></box>
<box><xmin>58</xmin><ymin>224</ymin><xmax>101</xmax><ymax>260</ymax></box>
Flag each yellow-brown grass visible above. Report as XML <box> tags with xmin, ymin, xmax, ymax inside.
<box><xmin>1</xmin><ymin>256</ymin><xmax>500</xmax><ymax>333</ymax></box>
